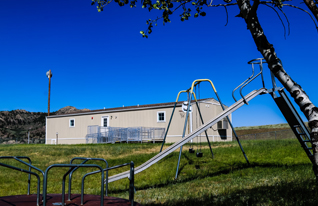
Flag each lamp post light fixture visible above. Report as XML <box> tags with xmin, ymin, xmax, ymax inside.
<box><xmin>46</xmin><ymin>70</ymin><xmax>52</xmax><ymax>116</ymax></box>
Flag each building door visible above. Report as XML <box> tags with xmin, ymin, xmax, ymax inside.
<box><xmin>101</xmin><ymin>116</ymin><xmax>109</xmax><ymax>143</ymax></box>
<box><xmin>101</xmin><ymin>116</ymin><xmax>109</xmax><ymax>127</ymax></box>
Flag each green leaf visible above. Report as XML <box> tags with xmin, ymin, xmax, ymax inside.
<box><xmin>194</xmin><ymin>13</ymin><xmax>198</xmax><ymax>18</ymax></box>
<box><xmin>192</xmin><ymin>2</ymin><xmax>196</xmax><ymax>5</ymax></box>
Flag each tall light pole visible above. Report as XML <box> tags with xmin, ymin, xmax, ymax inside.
<box><xmin>28</xmin><ymin>128</ymin><xmax>31</xmax><ymax>144</ymax></box>
<box><xmin>46</xmin><ymin>70</ymin><xmax>52</xmax><ymax>116</ymax></box>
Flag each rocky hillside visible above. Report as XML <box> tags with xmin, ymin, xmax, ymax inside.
<box><xmin>54</xmin><ymin>106</ymin><xmax>90</xmax><ymax>115</ymax></box>
<box><xmin>0</xmin><ymin>106</ymin><xmax>90</xmax><ymax>144</ymax></box>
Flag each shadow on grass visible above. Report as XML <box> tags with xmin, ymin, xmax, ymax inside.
<box><xmin>110</xmin><ymin>161</ymin><xmax>312</xmax><ymax>194</ymax></box>
<box><xmin>145</xmin><ymin>179</ymin><xmax>318</xmax><ymax>206</ymax></box>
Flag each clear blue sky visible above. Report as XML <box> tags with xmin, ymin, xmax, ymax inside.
<box><xmin>0</xmin><ymin>0</ymin><xmax>317</xmax><ymax>127</ymax></box>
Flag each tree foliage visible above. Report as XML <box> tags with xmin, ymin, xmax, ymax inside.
<box><xmin>91</xmin><ymin>0</ymin><xmax>318</xmax><ymax>38</ymax></box>
<box><xmin>92</xmin><ymin>0</ymin><xmax>218</xmax><ymax>37</ymax></box>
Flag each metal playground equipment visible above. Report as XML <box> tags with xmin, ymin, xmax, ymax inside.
<box><xmin>0</xmin><ymin>156</ymin><xmax>137</xmax><ymax>206</ymax></box>
<box><xmin>103</xmin><ymin>58</ymin><xmax>313</xmax><ymax>183</ymax></box>
<box><xmin>159</xmin><ymin>78</ymin><xmax>253</xmax><ymax>179</ymax></box>
<box><xmin>0</xmin><ymin>58</ymin><xmax>313</xmax><ymax>205</ymax></box>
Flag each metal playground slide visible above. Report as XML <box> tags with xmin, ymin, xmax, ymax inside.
<box><xmin>107</xmin><ymin>88</ymin><xmax>267</xmax><ymax>183</ymax></box>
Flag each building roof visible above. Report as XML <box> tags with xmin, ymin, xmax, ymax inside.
<box><xmin>47</xmin><ymin>98</ymin><xmax>220</xmax><ymax>118</ymax></box>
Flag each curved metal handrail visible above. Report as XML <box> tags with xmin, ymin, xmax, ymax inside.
<box><xmin>42</xmin><ymin>164</ymin><xmax>104</xmax><ymax>206</ymax></box>
<box><xmin>82</xmin><ymin>162</ymin><xmax>135</xmax><ymax>206</ymax></box>
<box><xmin>0</xmin><ymin>156</ymin><xmax>32</xmax><ymax>195</ymax></box>
<box><xmin>232</xmin><ymin>65</ymin><xmax>255</xmax><ymax>102</ymax></box>
<box><xmin>0</xmin><ymin>158</ymin><xmax>42</xmax><ymax>206</ymax></box>
<box><xmin>68</xmin><ymin>157</ymin><xmax>109</xmax><ymax>200</ymax></box>
<box><xmin>233</xmin><ymin>58</ymin><xmax>267</xmax><ymax>104</ymax></box>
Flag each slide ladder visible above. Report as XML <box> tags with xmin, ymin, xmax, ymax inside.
<box><xmin>236</xmin><ymin>58</ymin><xmax>313</xmax><ymax>163</ymax></box>
<box><xmin>271</xmin><ymin>88</ymin><xmax>314</xmax><ymax>164</ymax></box>
<box><xmin>107</xmin><ymin>88</ymin><xmax>267</xmax><ymax>183</ymax></box>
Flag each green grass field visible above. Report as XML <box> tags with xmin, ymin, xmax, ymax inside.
<box><xmin>0</xmin><ymin>139</ymin><xmax>317</xmax><ymax>205</ymax></box>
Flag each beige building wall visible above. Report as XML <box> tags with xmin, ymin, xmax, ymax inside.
<box><xmin>167</xmin><ymin>99</ymin><xmax>232</xmax><ymax>143</ymax></box>
<box><xmin>46</xmin><ymin>99</ymin><xmax>232</xmax><ymax>145</ymax></box>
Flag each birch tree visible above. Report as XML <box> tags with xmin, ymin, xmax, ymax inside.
<box><xmin>236</xmin><ymin>0</ymin><xmax>318</xmax><ymax>180</ymax></box>
<box><xmin>302</xmin><ymin>0</ymin><xmax>318</xmax><ymax>181</ymax></box>
<box><xmin>92</xmin><ymin>0</ymin><xmax>318</xmax><ymax>180</ymax></box>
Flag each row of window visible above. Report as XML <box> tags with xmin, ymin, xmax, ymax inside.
<box><xmin>69</xmin><ymin>112</ymin><xmax>229</xmax><ymax>130</ymax></box>
<box><xmin>68</xmin><ymin>111</ymin><xmax>166</xmax><ymax>127</ymax></box>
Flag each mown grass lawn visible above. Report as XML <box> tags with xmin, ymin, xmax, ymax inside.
<box><xmin>0</xmin><ymin>139</ymin><xmax>317</xmax><ymax>205</ymax></box>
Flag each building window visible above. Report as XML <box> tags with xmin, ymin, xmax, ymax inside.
<box><xmin>101</xmin><ymin>116</ymin><xmax>109</xmax><ymax>127</ymax></box>
<box><xmin>69</xmin><ymin>119</ymin><xmax>75</xmax><ymax>127</ymax></box>
<box><xmin>157</xmin><ymin>111</ymin><xmax>166</xmax><ymax>122</ymax></box>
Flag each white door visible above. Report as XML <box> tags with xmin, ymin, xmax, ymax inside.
<box><xmin>101</xmin><ymin>116</ymin><xmax>110</xmax><ymax>134</ymax></box>
<box><xmin>101</xmin><ymin>116</ymin><xmax>109</xmax><ymax>127</ymax></box>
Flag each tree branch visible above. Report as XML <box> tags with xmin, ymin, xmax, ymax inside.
<box><xmin>224</xmin><ymin>6</ymin><xmax>229</xmax><ymax>26</ymax></box>
<box><xmin>252</xmin><ymin>0</ymin><xmax>260</xmax><ymax>14</ymax></box>
<box><xmin>261</xmin><ymin>3</ymin><xmax>288</xmax><ymax>39</ymax></box>
<box><xmin>207</xmin><ymin>2</ymin><xmax>237</xmax><ymax>7</ymax></box>
<box><xmin>303</xmin><ymin>0</ymin><xmax>318</xmax><ymax>22</ymax></box>
<box><xmin>277</xmin><ymin>7</ymin><xmax>291</xmax><ymax>36</ymax></box>
<box><xmin>283</xmin><ymin>3</ymin><xmax>318</xmax><ymax>31</ymax></box>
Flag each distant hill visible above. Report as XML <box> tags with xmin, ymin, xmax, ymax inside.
<box><xmin>0</xmin><ymin>106</ymin><xmax>90</xmax><ymax>144</ymax></box>
<box><xmin>55</xmin><ymin>106</ymin><xmax>90</xmax><ymax>115</ymax></box>
<box><xmin>234</xmin><ymin>122</ymin><xmax>309</xmax><ymax>136</ymax></box>
<box><xmin>235</xmin><ymin>123</ymin><xmax>290</xmax><ymax>130</ymax></box>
